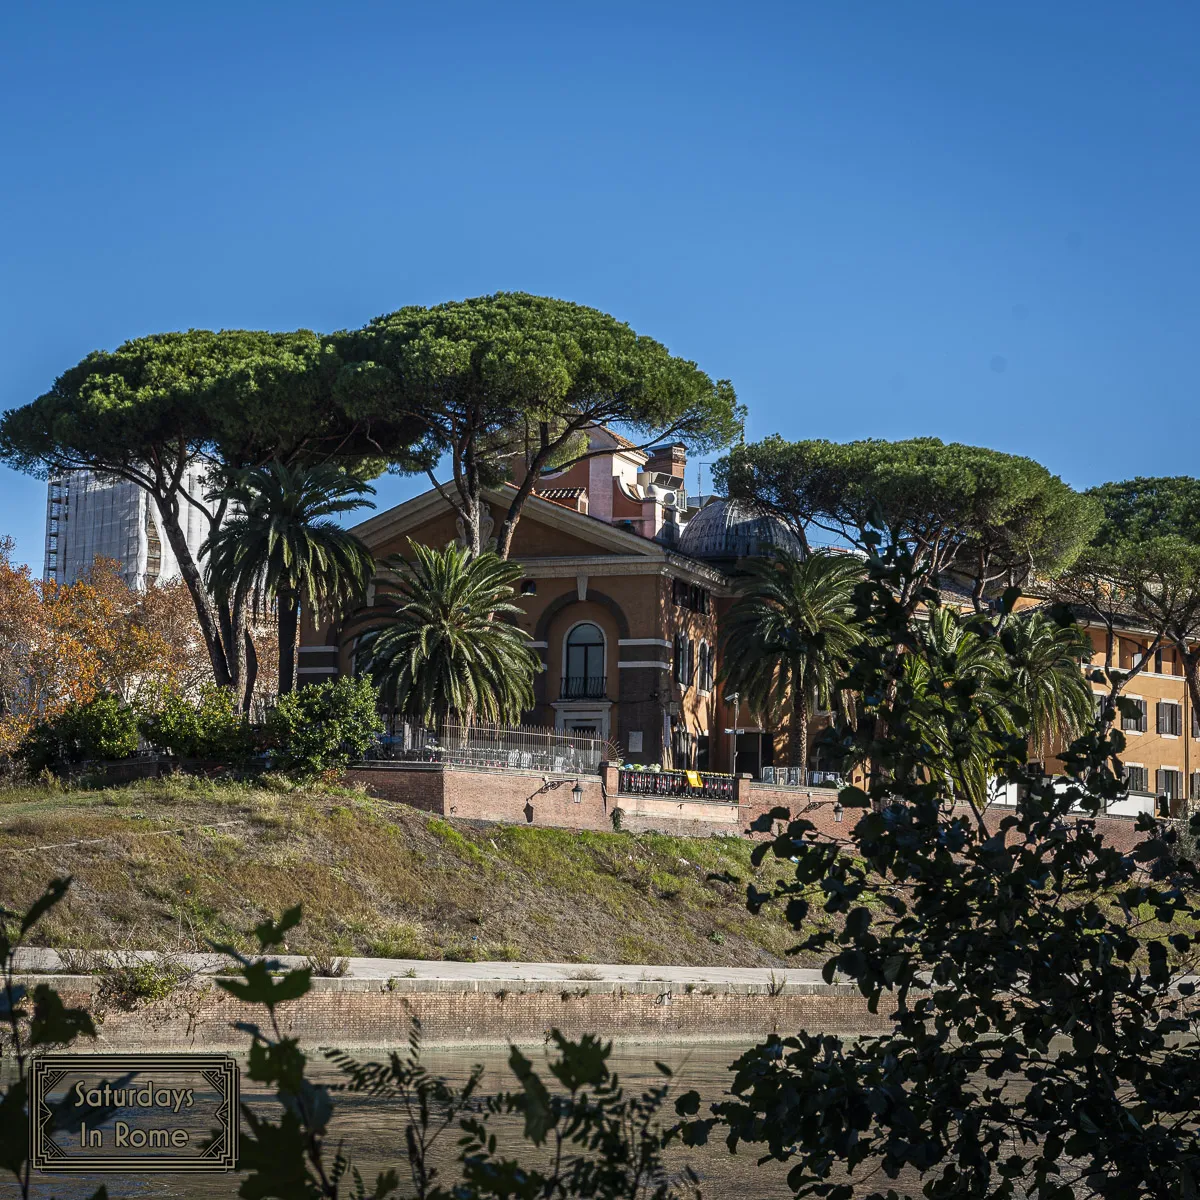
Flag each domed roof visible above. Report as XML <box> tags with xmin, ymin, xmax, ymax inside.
<box><xmin>678</xmin><ymin>498</ymin><xmax>803</xmax><ymax>562</ymax></box>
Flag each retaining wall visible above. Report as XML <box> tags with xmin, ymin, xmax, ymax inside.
<box><xmin>343</xmin><ymin>763</ymin><xmax>1150</xmax><ymax>852</ymax></box>
<box><xmin>342</xmin><ymin>762</ymin><xmax>843</xmax><ymax>839</ymax></box>
<box><xmin>17</xmin><ymin>975</ymin><xmax>889</xmax><ymax>1051</ymax></box>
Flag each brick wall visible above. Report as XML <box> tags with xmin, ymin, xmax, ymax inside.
<box><xmin>343</xmin><ymin>763</ymin><xmax>1153</xmax><ymax>852</ymax></box>
<box><xmin>30</xmin><ymin>976</ymin><xmax>891</xmax><ymax>1051</ymax></box>
<box><xmin>344</xmin><ymin>764</ymin><xmax>613</xmax><ymax>829</ymax></box>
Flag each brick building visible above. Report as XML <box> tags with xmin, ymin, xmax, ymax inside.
<box><xmin>298</xmin><ymin>425</ymin><xmax>1199</xmax><ymax>811</ymax></box>
<box><xmin>299</xmin><ymin>428</ymin><xmax>802</xmax><ymax>775</ymax></box>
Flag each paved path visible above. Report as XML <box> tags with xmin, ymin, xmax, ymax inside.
<box><xmin>14</xmin><ymin>948</ymin><xmax>829</xmax><ymax>986</ymax></box>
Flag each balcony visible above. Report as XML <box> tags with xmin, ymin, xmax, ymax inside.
<box><xmin>560</xmin><ymin>675</ymin><xmax>607</xmax><ymax>700</ymax></box>
<box><xmin>618</xmin><ymin>768</ymin><xmax>734</xmax><ymax>802</ymax></box>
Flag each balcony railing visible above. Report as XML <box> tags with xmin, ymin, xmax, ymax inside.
<box><xmin>560</xmin><ymin>675</ymin><xmax>607</xmax><ymax>699</ymax></box>
<box><xmin>364</xmin><ymin>720</ymin><xmax>603</xmax><ymax>774</ymax></box>
<box><xmin>618</xmin><ymin>768</ymin><xmax>735</xmax><ymax>801</ymax></box>
<box><xmin>758</xmin><ymin>767</ymin><xmax>845</xmax><ymax>789</ymax></box>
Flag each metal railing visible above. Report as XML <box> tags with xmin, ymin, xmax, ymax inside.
<box><xmin>560</xmin><ymin>675</ymin><xmax>607</xmax><ymax>699</ymax></box>
<box><xmin>758</xmin><ymin>767</ymin><xmax>844</xmax><ymax>789</ymax></box>
<box><xmin>618</xmin><ymin>768</ymin><xmax>735</xmax><ymax>801</ymax></box>
<box><xmin>364</xmin><ymin>719</ymin><xmax>604</xmax><ymax>775</ymax></box>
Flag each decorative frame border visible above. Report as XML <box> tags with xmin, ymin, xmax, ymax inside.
<box><xmin>30</xmin><ymin>1053</ymin><xmax>238</xmax><ymax>1173</ymax></box>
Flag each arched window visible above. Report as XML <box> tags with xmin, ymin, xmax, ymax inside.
<box><xmin>563</xmin><ymin>623</ymin><xmax>606</xmax><ymax>698</ymax></box>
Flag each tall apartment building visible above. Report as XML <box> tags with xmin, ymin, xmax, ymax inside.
<box><xmin>43</xmin><ymin>467</ymin><xmax>211</xmax><ymax>589</ymax></box>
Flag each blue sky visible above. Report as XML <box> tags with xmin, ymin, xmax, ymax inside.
<box><xmin>3</xmin><ymin>2</ymin><xmax>1199</xmax><ymax>570</ymax></box>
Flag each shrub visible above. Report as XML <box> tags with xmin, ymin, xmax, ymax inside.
<box><xmin>139</xmin><ymin>685</ymin><xmax>255</xmax><ymax>761</ymax></box>
<box><xmin>17</xmin><ymin>694</ymin><xmax>139</xmax><ymax>773</ymax></box>
<box><xmin>304</xmin><ymin>953</ymin><xmax>349</xmax><ymax>978</ymax></box>
<box><xmin>94</xmin><ymin>954</ymin><xmax>191</xmax><ymax>1012</ymax></box>
<box><xmin>265</xmin><ymin>675</ymin><xmax>383</xmax><ymax>775</ymax></box>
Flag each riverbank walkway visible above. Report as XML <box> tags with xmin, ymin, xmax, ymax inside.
<box><xmin>14</xmin><ymin>948</ymin><xmax>828</xmax><ymax>987</ymax></box>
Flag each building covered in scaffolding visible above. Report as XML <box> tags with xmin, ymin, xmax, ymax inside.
<box><xmin>43</xmin><ymin>467</ymin><xmax>211</xmax><ymax>589</ymax></box>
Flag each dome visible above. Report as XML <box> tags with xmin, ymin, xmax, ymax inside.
<box><xmin>678</xmin><ymin>498</ymin><xmax>803</xmax><ymax>562</ymax></box>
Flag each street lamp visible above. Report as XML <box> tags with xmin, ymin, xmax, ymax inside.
<box><xmin>833</xmin><ymin>798</ymin><xmax>844</xmax><ymax>824</ymax></box>
<box><xmin>727</xmin><ymin>691</ymin><xmax>740</xmax><ymax>776</ymax></box>
<box><xmin>572</xmin><ymin>780</ymin><xmax>583</xmax><ymax>805</ymax></box>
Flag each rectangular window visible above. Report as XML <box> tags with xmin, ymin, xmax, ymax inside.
<box><xmin>1125</xmin><ymin>764</ymin><xmax>1148</xmax><ymax>792</ymax></box>
<box><xmin>1158</xmin><ymin>768</ymin><xmax>1183</xmax><ymax>801</ymax></box>
<box><xmin>671</xmin><ymin>579</ymin><xmax>711</xmax><ymax>614</ymax></box>
<box><xmin>1190</xmin><ymin>771</ymin><xmax>1200</xmax><ymax>802</ymax></box>
<box><xmin>1121</xmin><ymin>698</ymin><xmax>1147</xmax><ymax>733</ymax></box>
<box><xmin>1157</xmin><ymin>701</ymin><xmax>1183</xmax><ymax>736</ymax></box>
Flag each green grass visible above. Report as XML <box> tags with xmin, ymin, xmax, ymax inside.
<box><xmin>0</xmin><ymin>778</ymin><xmax>819</xmax><ymax>966</ymax></box>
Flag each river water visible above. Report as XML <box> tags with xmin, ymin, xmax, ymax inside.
<box><xmin>6</xmin><ymin>1041</ymin><xmax>798</xmax><ymax>1199</ymax></box>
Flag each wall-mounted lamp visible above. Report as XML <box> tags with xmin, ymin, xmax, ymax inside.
<box><xmin>572</xmin><ymin>781</ymin><xmax>584</xmax><ymax>805</ymax></box>
<box><xmin>833</xmin><ymin>799</ymin><xmax>844</xmax><ymax>824</ymax></box>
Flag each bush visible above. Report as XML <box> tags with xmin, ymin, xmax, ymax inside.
<box><xmin>266</xmin><ymin>675</ymin><xmax>383</xmax><ymax>775</ymax></box>
<box><xmin>94</xmin><ymin>953</ymin><xmax>191</xmax><ymax>1012</ymax></box>
<box><xmin>17</xmin><ymin>694</ymin><xmax>139</xmax><ymax>773</ymax></box>
<box><xmin>139</xmin><ymin>685</ymin><xmax>255</xmax><ymax>761</ymax></box>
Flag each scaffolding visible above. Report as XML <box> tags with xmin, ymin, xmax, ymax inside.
<box><xmin>42</xmin><ymin>466</ymin><xmax>212</xmax><ymax>589</ymax></box>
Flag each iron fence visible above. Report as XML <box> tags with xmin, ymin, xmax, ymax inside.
<box><xmin>758</xmin><ymin>767</ymin><xmax>844</xmax><ymax>789</ymax></box>
<box><xmin>618</xmin><ymin>768</ymin><xmax>735</xmax><ymax>802</ymax></box>
<box><xmin>364</xmin><ymin>719</ymin><xmax>604</xmax><ymax>775</ymax></box>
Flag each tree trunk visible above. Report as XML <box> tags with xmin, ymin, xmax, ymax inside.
<box><xmin>790</xmin><ymin>688</ymin><xmax>809</xmax><ymax>771</ymax></box>
<box><xmin>153</xmin><ymin>493</ymin><xmax>233</xmax><ymax>689</ymax></box>
<box><xmin>242</xmin><ymin>628</ymin><xmax>259</xmax><ymax>713</ymax></box>
<box><xmin>461</xmin><ymin>493</ymin><xmax>484</xmax><ymax>557</ymax></box>
<box><xmin>217</xmin><ymin>600</ymin><xmax>243</xmax><ymax>699</ymax></box>
<box><xmin>278</xmin><ymin>592</ymin><xmax>299</xmax><ymax>695</ymax></box>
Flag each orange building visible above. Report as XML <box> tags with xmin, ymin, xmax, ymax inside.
<box><xmin>299</xmin><ymin>428</ymin><xmax>803</xmax><ymax>776</ymax></box>
<box><xmin>1075</xmin><ymin>622</ymin><xmax>1198</xmax><ymax>815</ymax></box>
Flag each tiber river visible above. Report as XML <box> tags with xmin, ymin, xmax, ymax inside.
<box><xmin>6</xmin><ymin>1041</ymin><xmax>800</xmax><ymax>1199</ymax></box>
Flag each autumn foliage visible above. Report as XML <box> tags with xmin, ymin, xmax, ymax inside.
<box><xmin>0</xmin><ymin>538</ymin><xmax>272</xmax><ymax>757</ymax></box>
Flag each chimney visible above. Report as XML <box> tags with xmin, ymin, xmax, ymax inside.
<box><xmin>645</xmin><ymin>443</ymin><xmax>686</xmax><ymax>484</ymax></box>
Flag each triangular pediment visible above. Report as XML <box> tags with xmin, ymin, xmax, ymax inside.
<box><xmin>352</xmin><ymin>485</ymin><xmax>669</xmax><ymax>562</ymax></box>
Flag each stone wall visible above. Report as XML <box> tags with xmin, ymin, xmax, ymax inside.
<box><xmin>25</xmin><ymin>975</ymin><xmax>890</xmax><ymax>1051</ymax></box>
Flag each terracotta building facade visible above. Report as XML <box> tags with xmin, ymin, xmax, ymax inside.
<box><xmin>299</xmin><ymin>429</ymin><xmax>803</xmax><ymax>776</ymax></box>
<box><xmin>299</xmin><ymin>426</ymin><xmax>1199</xmax><ymax>808</ymax></box>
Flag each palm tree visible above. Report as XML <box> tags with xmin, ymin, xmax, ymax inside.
<box><xmin>1001</xmin><ymin>609</ymin><xmax>1095</xmax><ymax>762</ymax></box>
<box><xmin>901</xmin><ymin>605</ymin><xmax>1007</xmax><ymax>813</ymax></box>
<box><xmin>720</xmin><ymin>550</ymin><xmax>863</xmax><ymax>770</ymax></box>
<box><xmin>355</xmin><ymin>540</ymin><xmax>540</xmax><ymax>725</ymax></box>
<box><xmin>203</xmin><ymin>461</ymin><xmax>376</xmax><ymax>695</ymax></box>
<box><xmin>902</xmin><ymin>605</ymin><xmax>1095</xmax><ymax>818</ymax></box>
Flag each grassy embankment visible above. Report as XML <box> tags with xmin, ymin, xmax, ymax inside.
<box><xmin>0</xmin><ymin>776</ymin><xmax>815</xmax><ymax>965</ymax></box>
